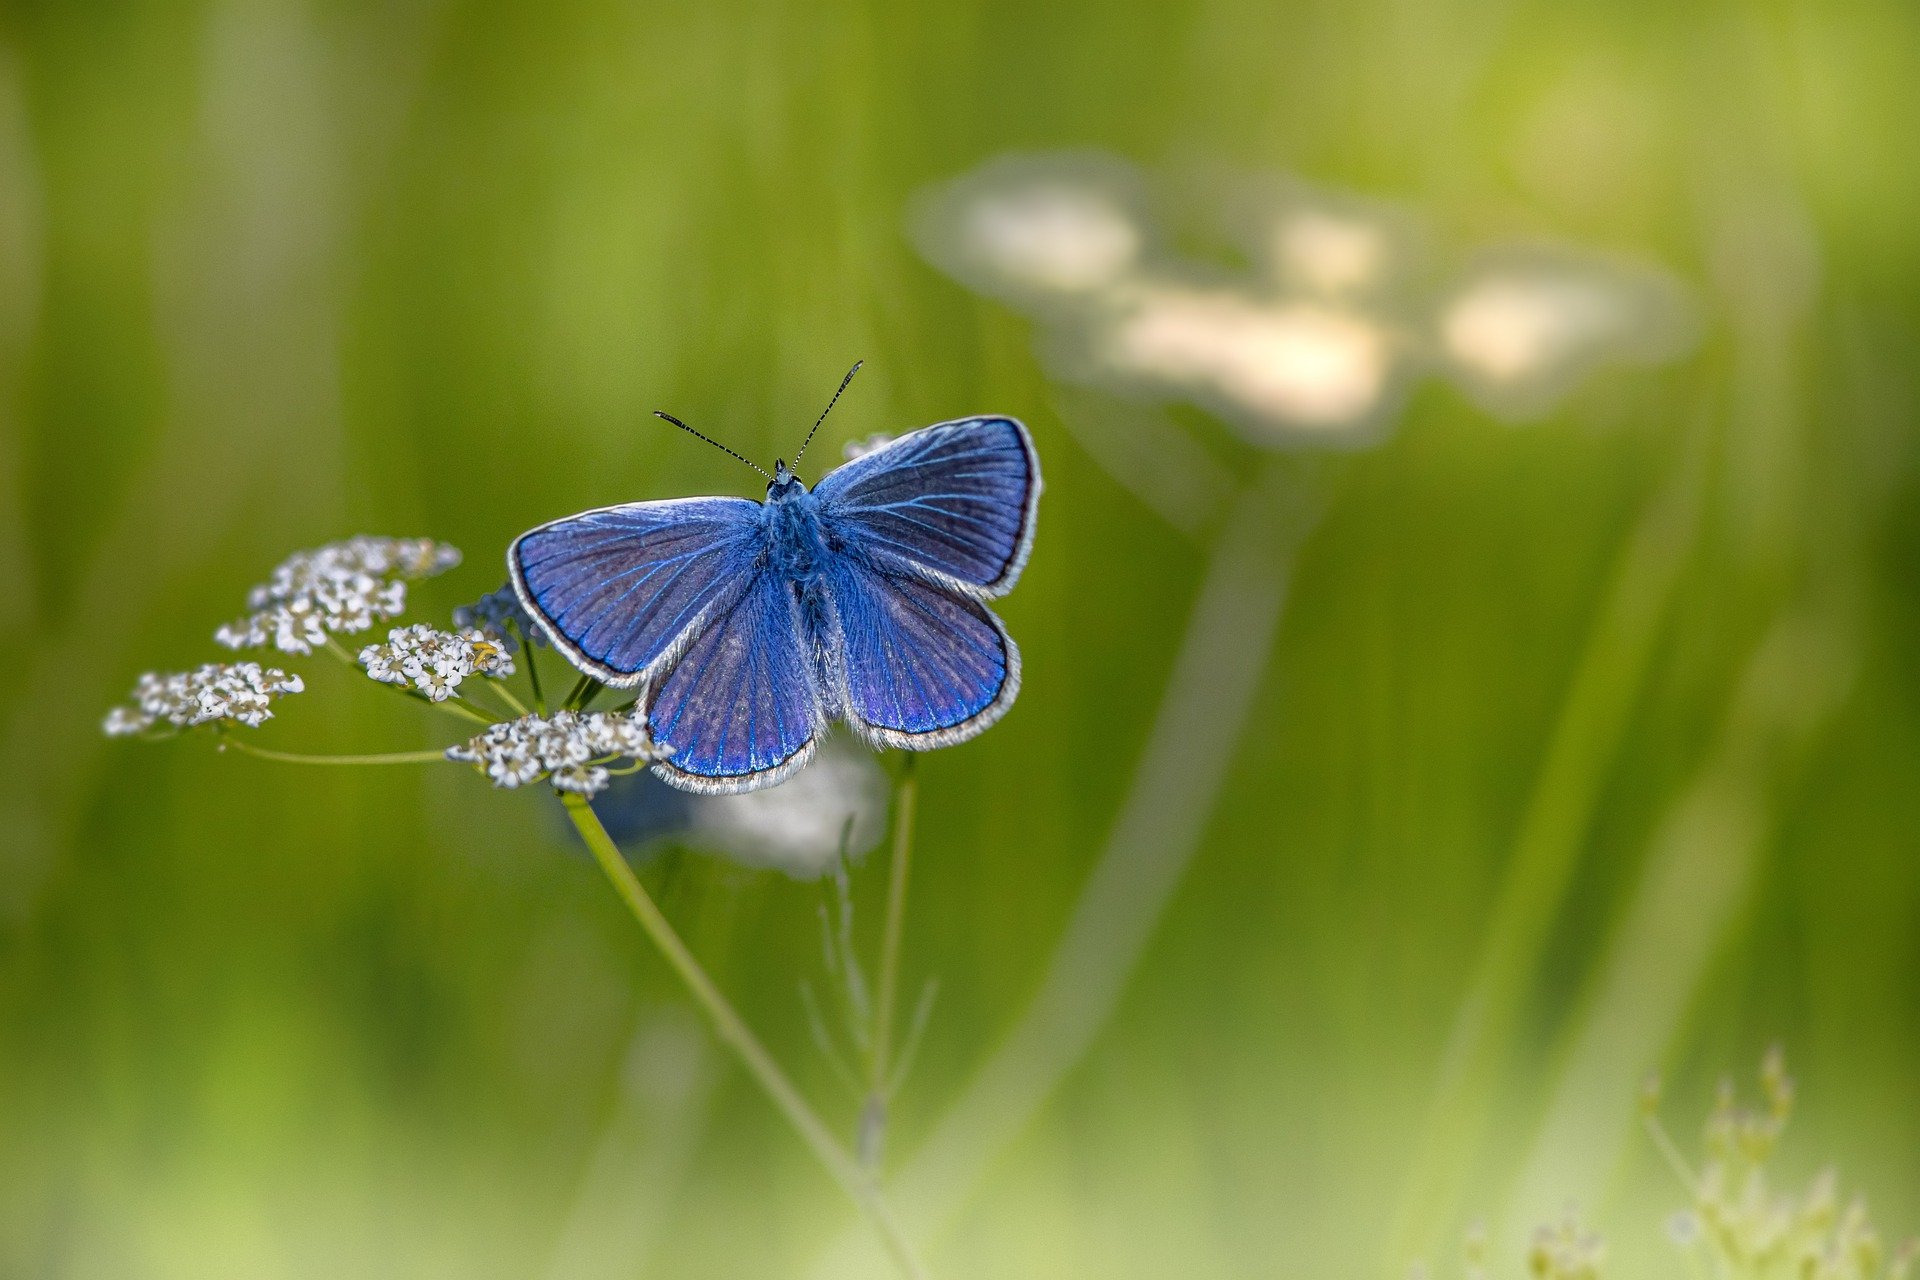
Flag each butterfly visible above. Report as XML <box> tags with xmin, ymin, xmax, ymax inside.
<box><xmin>509</xmin><ymin>365</ymin><xmax>1041</xmax><ymax>794</ymax></box>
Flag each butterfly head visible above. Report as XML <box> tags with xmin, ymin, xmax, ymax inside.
<box><xmin>767</xmin><ymin>459</ymin><xmax>807</xmax><ymax>502</ymax></box>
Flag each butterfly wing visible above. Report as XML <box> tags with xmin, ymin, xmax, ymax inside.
<box><xmin>824</xmin><ymin>557</ymin><xmax>1019</xmax><ymax>749</ymax></box>
<box><xmin>813</xmin><ymin>416</ymin><xmax>1040</xmax><ymax>597</ymax></box>
<box><xmin>510</xmin><ymin>497</ymin><xmax>763</xmax><ymax>687</ymax></box>
<box><xmin>645</xmin><ymin>565</ymin><xmax>822</xmax><ymax>793</ymax></box>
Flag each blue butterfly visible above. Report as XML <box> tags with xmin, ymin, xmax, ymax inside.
<box><xmin>510</xmin><ymin>367</ymin><xmax>1041</xmax><ymax>794</ymax></box>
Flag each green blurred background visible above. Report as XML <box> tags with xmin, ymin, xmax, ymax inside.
<box><xmin>2</xmin><ymin>0</ymin><xmax>1917</xmax><ymax>1276</ymax></box>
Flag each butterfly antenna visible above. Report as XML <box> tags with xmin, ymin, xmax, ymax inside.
<box><xmin>653</xmin><ymin>410</ymin><xmax>773</xmax><ymax>481</ymax></box>
<box><xmin>792</xmin><ymin>360</ymin><xmax>864</xmax><ymax>472</ymax></box>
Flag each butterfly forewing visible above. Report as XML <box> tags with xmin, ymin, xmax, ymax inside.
<box><xmin>510</xmin><ymin>497</ymin><xmax>761</xmax><ymax>686</ymax></box>
<box><xmin>814</xmin><ymin>416</ymin><xmax>1039</xmax><ymax>596</ymax></box>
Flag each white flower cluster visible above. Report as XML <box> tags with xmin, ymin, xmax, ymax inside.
<box><xmin>102</xmin><ymin>662</ymin><xmax>305</xmax><ymax>736</ymax></box>
<box><xmin>453</xmin><ymin>584</ymin><xmax>548</xmax><ymax>652</ymax></box>
<box><xmin>1526</xmin><ymin>1213</ymin><xmax>1605</xmax><ymax>1280</ymax></box>
<box><xmin>214</xmin><ymin>536</ymin><xmax>462</xmax><ymax>655</ymax></box>
<box><xmin>445</xmin><ymin>709</ymin><xmax>667</xmax><ymax>797</ymax></box>
<box><xmin>359</xmin><ymin>624</ymin><xmax>514</xmax><ymax>702</ymax></box>
<box><xmin>1649</xmin><ymin>1049</ymin><xmax>1919</xmax><ymax>1280</ymax></box>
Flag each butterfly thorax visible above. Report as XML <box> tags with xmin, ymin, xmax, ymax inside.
<box><xmin>762</xmin><ymin>469</ymin><xmax>831</xmax><ymax>583</ymax></box>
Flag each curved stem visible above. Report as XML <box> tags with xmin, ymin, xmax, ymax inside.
<box><xmin>410</xmin><ymin>689</ymin><xmax>494</xmax><ymax>726</ymax></box>
<box><xmin>560</xmin><ymin>794</ymin><xmax>930</xmax><ymax>1280</ymax></box>
<box><xmin>807</xmin><ymin>456</ymin><xmax>1324</xmax><ymax>1278</ymax></box>
<box><xmin>485</xmin><ymin>680</ymin><xmax>530</xmax><ymax>717</ymax></box>
<box><xmin>220</xmin><ymin>738</ymin><xmax>448</xmax><ymax>765</ymax></box>
<box><xmin>515</xmin><ymin>622</ymin><xmax>548</xmax><ymax>713</ymax></box>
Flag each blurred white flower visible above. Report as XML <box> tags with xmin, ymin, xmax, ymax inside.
<box><xmin>214</xmin><ymin>536</ymin><xmax>462</xmax><ymax>655</ymax></box>
<box><xmin>359</xmin><ymin>623</ymin><xmax>514</xmax><ymax>702</ymax></box>
<box><xmin>454</xmin><ymin>583</ymin><xmax>548</xmax><ymax>651</ymax></box>
<box><xmin>1664</xmin><ymin>1211</ymin><xmax>1701</xmax><ymax>1247</ymax></box>
<box><xmin>688</xmin><ymin>738</ymin><xmax>888</xmax><ymax>878</ymax></box>
<box><xmin>909</xmin><ymin>152</ymin><xmax>1149</xmax><ymax>308</ymax></box>
<box><xmin>1645</xmin><ymin>1049</ymin><xmax>1918</xmax><ymax>1280</ymax></box>
<box><xmin>913</xmin><ymin>154</ymin><xmax>1700</xmax><ymax>458</ymax></box>
<box><xmin>1279</xmin><ymin>211</ymin><xmax>1389</xmax><ymax>294</ymax></box>
<box><xmin>1091</xmin><ymin>284</ymin><xmax>1400</xmax><ymax>440</ymax></box>
<box><xmin>964</xmin><ymin>185</ymin><xmax>1142</xmax><ymax>293</ymax></box>
<box><xmin>1437</xmin><ymin>247</ymin><xmax>1696</xmax><ymax>421</ymax></box>
<box><xmin>1222</xmin><ymin>176</ymin><xmax>1425</xmax><ymax>302</ymax></box>
<box><xmin>446</xmin><ymin>709</ymin><xmax>665</xmax><ymax>797</ymax></box>
<box><xmin>102</xmin><ymin>662</ymin><xmax>305</xmax><ymax>736</ymax></box>
<box><xmin>1527</xmin><ymin>1212</ymin><xmax>1605</xmax><ymax>1280</ymax></box>
<box><xmin>842</xmin><ymin>433</ymin><xmax>896</xmax><ymax>462</ymax></box>
<box><xmin>591</xmin><ymin>737</ymin><xmax>889</xmax><ymax>880</ymax></box>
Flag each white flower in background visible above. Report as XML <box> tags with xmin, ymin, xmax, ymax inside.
<box><xmin>1526</xmin><ymin>1212</ymin><xmax>1606</xmax><ymax>1280</ymax></box>
<box><xmin>913</xmin><ymin>153</ymin><xmax>1699</xmax><ymax>454</ymax></box>
<box><xmin>102</xmin><ymin>662</ymin><xmax>305</xmax><ymax>736</ymax></box>
<box><xmin>1437</xmin><ymin>247</ymin><xmax>1696</xmax><ymax>421</ymax></box>
<box><xmin>1092</xmin><ymin>284</ymin><xmax>1400</xmax><ymax>440</ymax></box>
<box><xmin>909</xmin><ymin>152</ymin><xmax>1150</xmax><ymax>309</ymax></box>
<box><xmin>453</xmin><ymin>583</ymin><xmax>548</xmax><ymax>651</ymax></box>
<box><xmin>842</xmin><ymin>433</ymin><xmax>896</xmax><ymax>462</ymax></box>
<box><xmin>1222</xmin><ymin>176</ymin><xmax>1425</xmax><ymax>303</ymax></box>
<box><xmin>963</xmin><ymin>184</ymin><xmax>1142</xmax><ymax>293</ymax></box>
<box><xmin>214</xmin><ymin>536</ymin><xmax>462</xmax><ymax>655</ymax></box>
<box><xmin>1276</xmin><ymin>210</ymin><xmax>1391</xmax><ymax>295</ymax></box>
<box><xmin>1643</xmin><ymin>1049</ymin><xmax>1920</xmax><ymax>1280</ymax></box>
<box><xmin>446</xmin><ymin>709</ymin><xmax>666</xmax><ymax>798</ymax></box>
<box><xmin>689</xmin><ymin>739</ymin><xmax>888</xmax><ymax>878</ymax></box>
<box><xmin>590</xmin><ymin>737</ymin><xmax>889</xmax><ymax>880</ymax></box>
<box><xmin>359</xmin><ymin>623</ymin><xmax>514</xmax><ymax>702</ymax></box>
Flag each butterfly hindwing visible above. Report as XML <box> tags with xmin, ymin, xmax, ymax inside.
<box><xmin>814</xmin><ymin>416</ymin><xmax>1040</xmax><ymax>596</ymax></box>
<box><xmin>510</xmin><ymin>497</ymin><xmax>761</xmax><ymax>686</ymax></box>
<box><xmin>646</xmin><ymin>566</ymin><xmax>822</xmax><ymax>793</ymax></box>
<box><xmin>826</xmin><ymin>557</ymin><xmax>1017</xmax><ymax>748</ymax></box>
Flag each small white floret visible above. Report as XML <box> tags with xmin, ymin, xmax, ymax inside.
<box><xmin>358</xmin><ymin>623</ymin><xmax>514</xmax><ymax>702</ymax></box>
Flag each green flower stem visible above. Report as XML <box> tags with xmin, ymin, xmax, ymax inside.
<box><xmin>805</xmin><ymin>455</ymin><xmax>1325</xmax><ymax>1279</ymax></box>
<box><xmin>219</xmin><ymin>738</ymin><xmax>448</xmax><ymax>766</ymax></box>
<box><xmin>560</xmin><ymin>794</ymin><xmax>930</xmax><ymax>1280</ymax></box>
<box><xmin>478</xmin><ymin>680</ymin><xmax>529</xmax><ymax>717</ymax></box>
<box><xmin>514</xmin><ymin>622</ymin><xmax>547</xmax><ymax>712</ymax></box>
<box><xmin>862</xmin><ymin>754</ymin><xmax>918</xmax><ymax>1165</ymax></box>
<box><xmin>565</xmin><ymin>673</ymin><xmax>604</xmax><ymax>710</ymax></box>
<box><xmin>413</xmin><ymin>689</ymin><xmax>494</xmax><ymax>726</ymax></box>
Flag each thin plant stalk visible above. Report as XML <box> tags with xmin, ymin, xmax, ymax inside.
<box><xmin>863</xmin><ymin>754</ymin><xmax>918</xmax><ymax>1167</ymax></box>
<box><xmin>516</xmin><ymin>621</ymin><xmax>548</xmax><ymax>712</ymax></box>
<box><xmin>486</xmin><ymin>678</ymin><xmax>530</xmax><ymax>717</ymax></box>
<box><xmin>219</xmin><ymin>738</ymin><xmax>449</xmax><ymax>765</ymax></box>
<box><xmin>560</xmin><ymin>794</ymin><xmax>931</xmax><ymax>1280</ymax></box>
<box><xmin>809</xmin><ymin>456</ymin><xmax>1325</xmax><ymax>1276</ymax></box>
<box><xmin>565</xmin><ymin>673</ymin><xmax>603</xmax><ymax>710</ymax></box>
